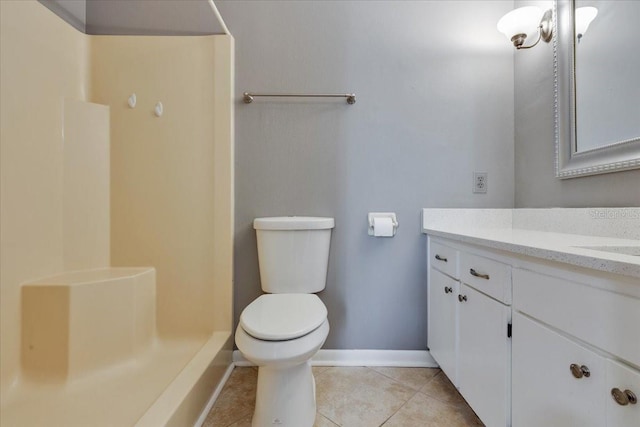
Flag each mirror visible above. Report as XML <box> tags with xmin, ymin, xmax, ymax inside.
<box><xmin>555</xmin><ymin>0</ymin><xmax>640</xmax><ymax>178</ymax></box>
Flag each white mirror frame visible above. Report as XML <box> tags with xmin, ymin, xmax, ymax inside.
<box><xmin>555</xmin><ymin>0</ymin><xmax>640</xmax><ymax>179</ymax></box>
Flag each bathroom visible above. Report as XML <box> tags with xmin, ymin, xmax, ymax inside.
<box><xmin>1</xmin><ymin>0</ymin><xmax>638</xmax><ymax>426</ymax></box>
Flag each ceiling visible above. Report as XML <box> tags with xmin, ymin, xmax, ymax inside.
<box><xmin>39</xmin><ymin>0</ymin><xmax>228</xmax><ymax>35</ymax></box>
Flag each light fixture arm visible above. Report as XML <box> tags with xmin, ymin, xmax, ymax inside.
<box><xmin>518</xmin><ymin>9</ymin><xmax>553</xmax><ymax>49</ymax></box>
<box><xmin>515</xmin><ymin>24</ymin><xmax>543</xmax><ymax>50</ymax></box>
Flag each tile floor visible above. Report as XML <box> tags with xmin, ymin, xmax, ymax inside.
<box><xmin>202</xmin><ymin>366</ymin><xmax>484</xmax><ymax>427</ymax></box>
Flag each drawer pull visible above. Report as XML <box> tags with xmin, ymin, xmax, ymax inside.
<box><xmin>469</xmin><ymin>268</ymin><xmax>490</xmax><ymax>280</ymax></box>
<box><xmin>611</xmin><ymin>388</ymin><xmax>637</xmax><ymax>406</ymax></box>
<box><xmin>435</xmin><ymin>254</ymin><xmax>448</xmax><ymax>262</ymax></box>
<box><xmin>458</xmin><ymin>294</ymin><xmax>467</xmax><ymax>302</ymax></box>
<box><xmin>570</xmin><ymin>364</ymin><xmax>590</xmax><ymax>379</ymax></box>
<box><xmin>444</xmin><ymin>286</ymin><xmax>453</xmax><ymax>294</ymax></box>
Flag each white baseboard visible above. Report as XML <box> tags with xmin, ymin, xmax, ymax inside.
<box><xmin>313</xmin><ymin>349</ymin><xmax>437</xmax><ymax>367</ymax></box>
<box><xmin>233</xmin><ymin>349</ymin><xmax>438</xmax><ymax>368</ymax></box>
<box><xmin>193</xmin><ymin>363</ymin><xmax>235</xmax><ymax>427</ymax></box>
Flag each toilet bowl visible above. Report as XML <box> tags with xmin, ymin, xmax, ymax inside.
<box><xmin>235</xmin><ymin>217</ymin><xmax>334</xmax><ymax>427</ymax></box>
<box><xmin>236</xmin><ymin>294</ymin><xmax>329</xmax><ymax>426</ymax></box>
<box><xmin>235</xmin><ymin>317</ymin><xmax>329</xmax><ymax>427</ymax></box>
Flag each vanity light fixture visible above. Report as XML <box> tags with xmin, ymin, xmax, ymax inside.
<box><xmin>497</xmin><ymin>6</ymin><xmax>553</xmax><ymax>50</ymax></box>
<box><xmin>575</xmin><ymin>7</ymin><xmax>598</xmax><ymax>43</ymax></box>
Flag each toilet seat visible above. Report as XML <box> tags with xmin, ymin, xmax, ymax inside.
<box><xmin>240</xmin><ymin>294</ymin><xmax>327</xmax><ymax>341</ymax></box>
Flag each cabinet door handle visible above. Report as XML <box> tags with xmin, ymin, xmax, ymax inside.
<box><xmin>611</xmin><ymin>388</ymin><xmax>637</xmax><ymax>406</ymax></box>
<box><xmin>469</xmin><ymin>268</ymin><xmax>490</xmax><ymax>280</ymax></box>
<box><xmin>570</xmin><ymin>363</ymin><xmax>590</xmax><ymax>379</ymax></box>
<box><xmin>444</xmin><ymin>286</ymin><xmax>453</xmax><ymax>294</ymax></box>
<box><xmin>458</xmin><ymin>294</ymin><xmax>467</xmax><ymax>302</ymax></box>
<box><xmin>435</xmin><ymin>254</ymin><xmax>448</xmax><ymax>262</ymax></box>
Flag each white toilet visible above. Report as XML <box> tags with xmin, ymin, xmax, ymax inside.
<box><xmin>235</xmin><ymin>216</ymin><xmax>334</xmax><ymax>427</ymax></box>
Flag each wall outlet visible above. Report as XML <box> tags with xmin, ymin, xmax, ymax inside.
<box><xmin>473</xmin><ymin>172</ymin><xmax>488</xmax><ymax>194</ymax></box>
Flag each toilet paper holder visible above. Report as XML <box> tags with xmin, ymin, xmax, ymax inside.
<box><xmin>368</xmin><ymin>212</ymin><xmax>399</xmax><ymax>237</ymax></box>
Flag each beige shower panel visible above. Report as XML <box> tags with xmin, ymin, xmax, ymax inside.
<box><xmin>1</xmin><ymin>1</ymin><xmax>234</xmax><ymax>426</ymax></box>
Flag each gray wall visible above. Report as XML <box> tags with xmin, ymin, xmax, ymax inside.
<box><xmin>514</xmin><ymin>0</ymin><xmax>640</xmax><ymax>208</ymax></box>
<box><xmin>217</xmin><ymin>1</ymin><xmax>516</xmax><ymax>350</ymax></box>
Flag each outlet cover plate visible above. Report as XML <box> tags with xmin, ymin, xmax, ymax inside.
<box><xmin>473</xmin><ymin>172</ymin><xmax>488</xmax><ymax>194</ymax></box>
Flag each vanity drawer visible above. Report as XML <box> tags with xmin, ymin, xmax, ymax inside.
<box><xmin>513</xmin><ymin>268</ymin><xmax>640</xmax><ymax>368</ymax></box>
<box><xmin>430</xmin><ymin>240</ymin><xmax>458</xmax><ymax>279</ymax></box>
<box><xmin>460</xmin><ymin>252</ymin><xmax>511</xmax><ymax>304</ymax></box>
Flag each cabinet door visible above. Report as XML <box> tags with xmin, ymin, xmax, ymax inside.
<box><xmin>512</xmin><ymin>312</ymin><xmax>605</xmax><ymax>427</ymax></box>
<box><xmin>459</xmin><ymin>284</ymin><xmax>510</xmax><ymax>427</ymax></box>
<box><xmin>606</xmin><ymin>359</ymin><xmax>640</xmax><ymax>427</ymax></box>
<box><xmin>428</xmin><ymin>268</ymin><xmax>458</xmax><ymax>385</ymax></box>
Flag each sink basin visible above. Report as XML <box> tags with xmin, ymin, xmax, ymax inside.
<box><xmin>573</xmin><ymin>246</ymin><xmax>640</xmax><ymax>256</ymax></box>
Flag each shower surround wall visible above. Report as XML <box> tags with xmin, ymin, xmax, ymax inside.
<box><xmin>0</xmin><ymin>2</ymin><xmax>233</xmax><ymax>426</ymax></box>
<box><xmin>1</xmin><ymin>0</ymin><xmax>94</xmax><ymax>394</ymax></box>
<box><xmin>90</xmin><ymin>34</ymin><xmax>233</xmax><ymax>340</ymax></box>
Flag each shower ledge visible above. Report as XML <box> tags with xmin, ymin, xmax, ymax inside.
<box><xmin>21</xmin><ymin>267</ymin><xmax>156</xmax><ymax>381</ymax></box>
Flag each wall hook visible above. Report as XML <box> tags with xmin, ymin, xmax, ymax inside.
<box><xmin>154</xmin><ymin>102</ymin><xmax>163</xmax><ymax>117</ymax></box>
<box><xmin>128</xmin><ymin>93</ymin><xmax>137</xmax><ymax>108</ymax></box>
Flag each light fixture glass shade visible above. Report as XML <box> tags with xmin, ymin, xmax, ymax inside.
<box><xmin>575</xmin><ymin>6</ymin><xmax>598</xmax><ymax>37</ymax></box>
<box><xmin>497</xmin><ymin>6</ymin><xmax>544</xmax><ymax>41</ymax></box>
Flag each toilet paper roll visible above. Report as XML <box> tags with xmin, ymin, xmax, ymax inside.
<box><xmin>373</xmin><ymin>217</ymin><xmax>394</xmax><ymax>237</ymax></box>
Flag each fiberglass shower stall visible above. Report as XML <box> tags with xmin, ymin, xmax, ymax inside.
<box><xmin>0</xmin><ymin>1</ymin><xmax>234</xmax><ymax>425</ymax></box>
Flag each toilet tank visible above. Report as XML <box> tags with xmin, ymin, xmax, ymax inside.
<box><xmin>254</xmin><ymin>217</ymin><xmax>334</xmax><ymax>293</ymax></box>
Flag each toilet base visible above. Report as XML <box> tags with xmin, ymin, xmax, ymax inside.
<box><xmin>252</xmin><ymin>361</ymin><xmax>316</xmax><ymax>427</ymax></box>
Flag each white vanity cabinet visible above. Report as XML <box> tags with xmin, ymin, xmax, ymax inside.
<box><xmin>423</xmin><ymin>207</ymin><xmax>640</xmax><ymax>427</ymax></box>
<box><xmin>428</xmin><ymin>237</ymin><xmax>512</xmax><ymax>427</ymax></box>
<box><xmin>512</xmin><ymin>268</ymin><xmax>640</xmax><ymax>427</ymax></box>
<box><xmin>427</xmin><ymin>240</ymin><xmax>459</xmax><ymax>384</ymax></box>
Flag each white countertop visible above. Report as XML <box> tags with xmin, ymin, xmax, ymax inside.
<box><xmin>422</xmin><ymin>208</ymin><xmax>640</xmax><ymax>279</ymax></box>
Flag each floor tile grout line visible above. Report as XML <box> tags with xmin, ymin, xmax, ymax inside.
<box><xmin>366</xmin><ymin>366</ymin><xmax>415</xmax><ymax>390</ymax></box>
<box><xmin>317</xmin><ymin>405</ymin><xmax>341</xmax><ymax>426</ymax></box>
<box><xmin>317</xmin><ymin>412</ymin><xmax>340</xmax><ymax>427</ymax></box>
<box><xmin>415</xmin><ymin>370</ymin><xmax>441</xmax><ymax>397</ymax></box>
<box><xmin>417</xmin><ymin>374</ymin><xmax>475</xmax><ymax>409</ymax></box>
<box><xmin>421</xmin><ymin>369</ymin><xmax>443</xmax><ymax>385</ymax></box>
<box><xmin>313</xmin><ymin>368</ymin><xmax>339</xmax><ymax>425</ymax></box>
<box><xmin>222</xmin><ymin>410</ymin><xmax>251</xmax><ymax>427</ymax></box>
<box><xmin>417</xmin><ymin>387</ymin><xmax>466</xmax><ymax>408</ymax></box>
<box><xmin>366</xmin><ymin>366</ymin><xmax>441</xmax><ymax>393</ymax></box>
<box><xmin>379</xmin><ymin>388</ymin><xmax>421</xmax><ymax>427</ymax></box>
<box><xmin>361</xmin><ymin>367</ymin><xmax>425</xmax><ymax>427</ymax></box>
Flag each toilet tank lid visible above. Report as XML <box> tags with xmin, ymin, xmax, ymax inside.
<box><xmin>254</xmin><ymin>216</ymin><xmax>335</xmax><ymax>230</ymax></box>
